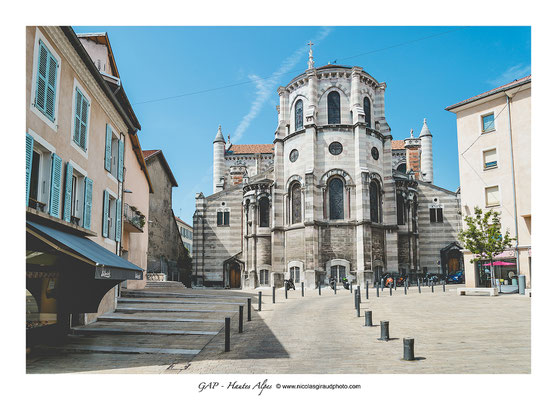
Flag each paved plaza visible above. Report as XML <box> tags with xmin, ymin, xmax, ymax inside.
<box><xmin>26</xmin><ymin>284</ymin><xmax>530</xmax><ymax>374</ymax></box>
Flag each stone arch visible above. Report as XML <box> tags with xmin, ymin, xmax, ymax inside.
<box><xmin>286</xmin><ymin>174</ymin><xmax>304</xmax><ymax>189</ymax></box>
<box><xmin>319</xmin><ymin>169</ymin><xmax>353</xmax><ymax>187</ymax></box>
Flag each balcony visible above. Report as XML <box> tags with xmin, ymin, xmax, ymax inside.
<box><xmin>123</xmin><ymin>203</ymin><xmax>145</xmax><ymax>233</ymax></box>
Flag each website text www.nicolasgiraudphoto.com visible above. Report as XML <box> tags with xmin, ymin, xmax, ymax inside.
<box><xmin>198</xmin><ymin>380</ymin><xmax>362</xmax><ymax>396</ymax></box>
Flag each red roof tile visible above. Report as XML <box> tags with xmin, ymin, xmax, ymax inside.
<box><xmin>142</xmin><ymin>150</ymin><xmax>160</xmax><ymax>159</ymax></box>
<box><xmin>446</xmin><ymin>75</ymin><xmax>531</xmax><ymax>110</ymax></box>
<box><xmin>392</xmin><ymin>140</ymin><xmax>405</xmax><ymax>150</ymax></box>
<box><xmin>227</xmin><ymin>144</ymin><xmax>274</xmax><ymax>155</ymax></box>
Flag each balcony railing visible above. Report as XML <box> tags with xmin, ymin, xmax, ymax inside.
<box><xmin>123</xmin><ymin>203</ymin><xmax>145</xmax><ymax>233</ymax></box>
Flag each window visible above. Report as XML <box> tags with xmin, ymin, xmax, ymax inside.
<box><xmin>327</xmin><ymin>91</ymin><xmax>341</xmax><ymax>124</ymax></box>
<box><xmin>485</xmin><ymin>186</ymin><xmax>500</xmax><ymax>207</ymax></box>
<box><xmin>329</xmin><ymin>141</ymin><xmax>343</xmax><ymax>155</ymax></box>
<box><xmin>482</xmin><ymin>113</ymin><xmax>495</xmax><ymax>133</ymax></box>
<box><xmin>259</xmin><ymin>197</ymin><xmax>270</xmax><ymax>227</ymax></box>
<box><xmin>217</xmin><ymin>210</ymin><xmax>230</xmax><ymax>226</ymax></box>
<box><xmin>370</xmin><ymin>181</ymin><xmax>380</xmax><ymax>223</ymax></box>
<box><xmin>259</xmin><ymin>269</ymin><xmax>269</xmax><ymax>285</ymax></box>
<box><xmin>289</xmin><ymin>266</ymin><xmax>300</xmax><ymax>283</ymax></box>
<box><xmin>29</xmin><ymin>151</ymin><xmax>41</xmax><ymax>205</ymax></box>
<box><xmin>73</xmin><ymin>87</ymin><xmax>90</xmax><ymax>151</ymax></box>
<box><xmin>62</xmin><ymin>162</ymin><xmax>86</xmax><ymax>226</ymax></box>
<box><xmin>105</xmin><ymin>124</ymin><xmax>124</xmax><ymax>181</ymax></box>
<box><xmin>429</xmin><ymin>206</ymin><xmax>444</xmax><ymax>223</ymax></box>
<box><xmin>331</xmin><ymin>265</ymin><xmax>346</xmax><ymax>281</ymax></box>
<box><xmin>364</xmin><ymin>97</ymin><xmax>371</xmax><ymax>128</ymax></box>
<box><xmin>483</xmin><ymin>148</ymin><xmax>498</xmax><ymax>169</ymax></box>
<box><xmin>34</xmin><ymin>39</ymin><xmax>58</xmax><ymax>122</ymax></box>
<box><xmin>396</xmin><ymin>163</ymin><xmax>407</xmax><ymax>173</ymax></box>
<box><xmin>291</xmin><ymin>182</ymin><xmax>302</xmax><ymax>224</ymax></box>
<box><xmin>371</xmin><ymin>147</ymin><xmax>379</xmax><ymax>160</ymax></box>
<box><xmin>295</xmin><ymin>99</ymin><xmax>303</xmax><ymax>131</ymax></box>
<box><xmin>289</xmin><ymin>149</ymin><xmax>299</xmax><ymax>163</ymax></box>
<box><xmin>102</xmin><ymin>190</ymin><xmax>121</xmax><ymax>241</ymax></box>
<box><xmin>396</xmin><ymin>192</ymin><xmax>405</xmax><ymax>225</ymax></box>
<box><xmin>328</xmin><ymin>178</ymin><xmax>344</xmax><ymax>220</ymax></box>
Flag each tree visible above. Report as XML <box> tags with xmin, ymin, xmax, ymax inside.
<box><xmin>458</xmin><ymin>207</ymin><xmax>514</xmax><ymax>287</ymax></box>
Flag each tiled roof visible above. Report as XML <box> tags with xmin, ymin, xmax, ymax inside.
<box><xmin>392</xmin><ymin>140</ymin><xmax>405</xmax><ymax>150</ymax></box>
<box><xmin>142</xmin><ymin>150</ymin><xmax>160</xmax><ymax>159</ymax></box>
<box><xmin>175</xmin><ymin>216</ymin><xmax>192</xmax><ymax>229</ymax></box>
<box><xmin>227</xmin><ymin>144</ymin><xmax>274</xmax><ymax>155</ymax></box>
<box><xmin>446</xmin><ymin>75</ymin><xmax>531</xmax><ymax>111</ymax></box>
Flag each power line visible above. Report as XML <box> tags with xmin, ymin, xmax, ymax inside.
<box><xmin>132</xmin><ymin>27</ymin><xmax>469</xmax><ymax>106</ymax></box>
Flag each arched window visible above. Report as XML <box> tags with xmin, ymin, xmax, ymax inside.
<box><xmin>327</xmin><ymin>91</ymin><xmax>341</xmax><ymax>124</ymax></box>
<box><xmin>295</xmin><ymin>99</ymin><xmax>303</xmax><ymax>131</ymax></box>
<box><xmin>259</xmin><ymin>269</ymin><xmax>269</xmax><ymax>285</ymax></box>
<box><xmin>370</xmin><ymin>181</ymin><xmax>380</xmax><ymax>223</ymax></box>
<box><xmin>364</xmin><ymin>97</ymin><xmax>371</xmax><ymax>128</ymax></box>
<box><xmin>328</xmin><ymin>177</ymin><xmax>344</xmax><ymax>220</ymax></box>
<box><xmin>259</xmin><ymin>197</ymin><xmax>270</xmax><ymax>227</ymax></box>
<box><xmin>291</xmin><ymin>182</ymin><xmax>302</xmax><ymax>224</ymax></box>
<box><xmin>396</xmin><ymin>192</ymin><xmax>405</xmax><ymax>225</ymax></box>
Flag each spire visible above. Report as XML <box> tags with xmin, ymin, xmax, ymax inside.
<box><xmin>419</xmin><ymin>118</ymin><xmax>432</xmax><ymax>137</ymax></box>
<box><xmin>410</xmin><ymin>128</ymin><xmax>414</xmax><ymax>138</ymax></box>
<box><xmin>307</xmin><ymin>41</ymin><xmax>315</xmax><ymax>69</ymax></box>
<box><xmin>213</xmin><ymin>125</ymin><xmax>225</xmax><ymax>143</ymax></box>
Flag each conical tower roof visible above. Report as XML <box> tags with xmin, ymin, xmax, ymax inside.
<box><xmin>419</xmin><ymin>118</ymin><xmax>432</xmax><ymax>137</ymax></box>
<box><xmin>213</xmin><ymin>125</ymin><xmax>225</xmax><ymax>143</ymax></box>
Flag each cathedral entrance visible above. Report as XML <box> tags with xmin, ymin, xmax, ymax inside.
<box><xmin>330</xmin><ymin>265</ymin><xmax>346</xmax><ymax>281</ymax></box>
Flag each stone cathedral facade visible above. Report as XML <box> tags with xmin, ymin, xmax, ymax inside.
<box><xmin>193</xmin><ymin>58</ymin><xmax>462</xmax><ymax>289</ymax></box>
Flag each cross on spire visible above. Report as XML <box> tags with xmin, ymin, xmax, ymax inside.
<box><xmin>307</xmin><ymin>41</ymin><xmax>315</xmax><ymax>69</ymax></box>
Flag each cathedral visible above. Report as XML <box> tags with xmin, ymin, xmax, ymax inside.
<box><xmin>192</xmin><ymin>50</ymin><xmax>462</xmax><ymax>289</ymax></box>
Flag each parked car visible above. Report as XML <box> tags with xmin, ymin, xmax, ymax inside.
<box><xmin>447</xmin><ymin>270</ymin><xmax>464</xmax><ymax>284</ymax></box>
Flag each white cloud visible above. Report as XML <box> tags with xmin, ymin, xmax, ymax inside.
<box><xmin>488</xmin><ymin>64</ymin><xmax>531</xmax><ymax>87</ymax></box>
<box><xmin>231</xmin><ymin>26</ymin><xmax>332</xmax><ymax>143</ymax></box>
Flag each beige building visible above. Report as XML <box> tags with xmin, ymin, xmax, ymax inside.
<box><xmin>26</xmin><ymin>26</ymin><xmax>151</xmax><ymax>345</ymax></box>
<box><xmin>175</xmin><ymin>216</ymin><xmax>193</xmax><ymax>255</ymax></box>
<box><xmin>446</xmin><ymin>76</ymin><xmax>531</xmax><ymax>288</ymax></box>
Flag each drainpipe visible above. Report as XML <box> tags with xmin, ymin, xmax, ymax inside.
<box><xmin>506</xmin><ymin>93</ymin><xmax>520</xmax><ymax>276</ymax></box>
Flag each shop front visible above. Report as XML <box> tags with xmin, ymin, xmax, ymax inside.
<box><xmin>26</xmin><ymin>221</ymin><xmax>143</xmax><ymax>347</ymax></box>
<box><xmin>475</xmin><ymin>250</ymin><xmax>518</xmax><ymax>288</ymax></box>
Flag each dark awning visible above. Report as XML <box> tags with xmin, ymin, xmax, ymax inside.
<box><xmin>27</xmin><ymin>221</ymin><xmax>143</xmax><ymax>281</ymax></box>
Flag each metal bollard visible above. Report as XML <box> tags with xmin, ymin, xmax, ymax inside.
<box><xmin>366</xmin><ymin>281</ymin><xmax>369</xmax><ymax>300</ymax></box>
<box><xmin>301</xmin><ymin>282</ymin><xmax>304</xmax><ymax>297</ymax></box>
<box><xmin>381</xmin><ymin>278</ymin><xmax>384</xmax><ymax>292</ymax></box>
<box><xmin>356</xmin><ymin>292</ymin><xmax>361</xmax><ymax>317</ymax></box>
<box><xmin>404</xmin><ymin>284</ymin><xmax>407</xmax><ymax>295</ymax></box>
<box><xmin>418</xmin><ymin>280</ymin><xmax>421</xmax><ymax>294</ymax></box>
<box><xmin>285</xmin><ymin>282</ymin><xmax>288</xmax><ymax>299</ymax></box>
<box><xmin>390</xmin><ymin>284</ymin><xmax>393</xmax><ymax>296</ymax></box>
<box><xmin>357</xmin><ymin>285</ymin><xmax>361</xmax><ymax>301</ymax></box>
<box><xmin>376</xmin><ymin>284</ymin><xmax>379</xmax><ymax>297</ymax></box>
<box><xmin>272</xmin><ymin>286</ymin><xmax>275</xmax><ymax>304</ymax></box>
<box><xmin>403</xmin><ymin>337</ymin><xmax>415</xmax><ymax>361</ymax></box>
<box><xmin>319</xmin><ymin>282</ymin><xmax>321</xmax><ymax>296</ymax></box>
<box><xmin>443</xmin><ymin>280</ymin><xmax>446</xmax><ymax>292</ymax></box>
<box><xmin>224</xmin><ymin>317</ymin><xmax>231</xmax><ymax>352</ymax></box>
<box><xmin>354</xmin><ymin>289</ymin><xmax>358</xmax><ymax>309</ymax></box>
<box><xmin>350</xmin><ymin>282</ymin><xmax>353</xmax><ymax>293</ymax></box>
<box><xmin>365</xmin><ymin>310</ymin><xmax>372</xmax><ymax>326</ymax></box>
<box><xmin>431</xmin><ymin>282</ymin><xmax>434</xmax><ymax>293</ymax></box>
<box><xmin>258</xmin><ymin>291</ymin><xmax>262</xmax><ymax>311</ymax></box>
<box><xmin>247</xmin><ymin>298</ymin><xmax>252</xmax><ymax>321</ymax></box>
<box><xmin>378</xmin><ymin>320</ymin><xmax>390</xmax><ymax>341</ymax></box>
<box><xmin>394</xmin><ymin>280</ymin><xmax>397</xmax><ymax>291</ymax></box>
<box><xmin>238</xmin><ymin>305</ymin><xmax>243</xmax><ymax>333</ymax></box>
<box><xmin>334</xmin><ymin>281</ymin><xmax>337</xmax><ymax>295</ymax></box>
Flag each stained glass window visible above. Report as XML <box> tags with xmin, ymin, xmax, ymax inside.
<box><xmin>364</xmin><ymin>97</ymin><xmax>371</xmax><ymax>127</ymax></box>
<box><xmin>259</xmin><ymin>197</ymin><xmax>270</xmax><ymax>227</ymax></box>
<box><xmin>329</xmin><ymin>178</ymin><xmax>344</xmax><ymax>220</ymax></box>
<box><xmin>370</xmin><ymin>181</ymin><xmax>380</xmax><ymax>223</ymax></box>
<box><xmin>396</xmin><ymin>192</ymin><xmax>405</xmax><ymax>225</ymax></box>
<box><xmin>329</xmin><ymin>141</ymin><xmax>343</xmax><ymax>155</ymax></box>
<box><xmin>295</xmin><ymin>99</ymin><xmax>303</xmax><ymax>131</ymax></box>
<box><xmin>291</xmin><ymin>182</ymin><xmax>302</xmax><ymax>224</ymax></box>
<box><xmin>327</xmin><ymin>91</ymin><xmax>341</xmax><ymax>124</ymax></box>
<box><xmin>371</xmin><ymin>147</ymin><xmax>379</xmax><ymax>160</ymax></box>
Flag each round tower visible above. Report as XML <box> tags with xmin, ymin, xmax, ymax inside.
<box><xmin>419</xmin><ymin>118</ymin><xmax>433</xmax><ymax>183</ymax></box>
<box><xmin>213</xmin><ymin>125</ymin><xmax>226</xmax><ymax>193</ymax></box>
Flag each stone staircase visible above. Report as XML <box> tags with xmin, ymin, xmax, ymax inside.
<box><xmin>145</xmin><ymin>280</ymin><xmax>186</xmax><ymax>289</ymax></box>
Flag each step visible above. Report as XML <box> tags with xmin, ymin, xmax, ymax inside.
<box><xmin>38</xmin><ymin>344</ymin><xmax>200</xmax><ymax>355</ymax></box>
<box><xmin>118</xmin><ymin>298</ymin><xmax>245</xmax><ymax>306</ymax></box>
<box><xmin>72</xmin><ymin>326</ymin><xmax>218</xmax><ymax>336</ymax></box>
<box><xmin>117</xmin><ymin>307</ymin><xmax>232</xmax><ymax>313</ymax></box>
<box><xmin>98</xmin><ymin>314</ymin><xmax>225</xmax><ymax>323</ymax></box>
<box><xmin>121</xmin><ymin>291</ymin><xmax>251</xmax><ymax>300</ymax></box>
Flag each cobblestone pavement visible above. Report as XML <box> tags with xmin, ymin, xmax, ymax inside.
<box><xmin>184</xmin><ymin>284</ymin><xmax>530</xmax><ymax>374</ymax></box>
<box><xmin>26</xmin><ymin>284</ymin><xmax>530</xmax><ymax>374</ymax></box>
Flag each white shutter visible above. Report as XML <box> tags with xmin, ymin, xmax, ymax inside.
<box><xmin>485</xmin><ymin>186</ymin><xmax>500</xmax><ymax>207</ymax></box>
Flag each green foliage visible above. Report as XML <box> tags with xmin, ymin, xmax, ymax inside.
<box><xmin>458</xmin><ymin>206</ymin><xmax>515</xmax><ymax>264</ymax></box>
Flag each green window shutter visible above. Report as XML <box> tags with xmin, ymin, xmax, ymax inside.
<box><xmin>73</xmin><ymin>88</ymin><xmax>82</xmax><ymax>144</ymax></box>
<box><xmin>102</xmin><ymin>190</ymin><xmax>110</xmax><ymax>238</ymax></box>
<box><xmin>80</xmin><ymin>96</ymin><xmax>89</xmax><ymax>150</ymax></box>
<box><xmin>49</xmin><ymin>154</ymin><xmax>62</xmax><ymax>218</ymax></box>
<box><xmin>26</xmin><ymin>133</ymin><xmax>34</xmax><ymax>207</ymax></box>
<box><xmin>45</xmin><ymin>51</ymin><xmax>58</xmax><ymax>121</ymax></box>
<box><xmin>83</xmin><ymin>177</ymin><xmax>93</xmax><ymax>230</ymax></box>
<box><xmin>117</xmin><ymin>139</ymin><xmax>124</xmax><ymax>182</ymax></box>
<box><xmin>35</xmin><ymin>41</ymin><xmax>48</xmax><ymax>115</ymax></box>
<box><xmin>115</xmin><ymin>198</ymin><xmax>122</xmax><ymax>242</ymax></box>
<box><xmin>63</xmin><ymin>162</ymin><xmax>73</xmax><ymax>222</ymax></box>
<box><xmin>105</xmin><ymin>124</ymin><xmax>112</xmax><ymax>171</ymax></box>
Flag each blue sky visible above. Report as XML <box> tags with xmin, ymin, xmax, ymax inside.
<box><xmin>72</xmin><ymin>26</ymin><xmax>531</xmax><ymax>224</ymax></box>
